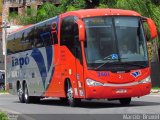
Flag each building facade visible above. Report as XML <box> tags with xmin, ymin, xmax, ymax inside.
<box><xmin>1</xmin><ymin>0</ymin><xmax>59</xmax><ymax>71</ymax></box>
<box><xmin>3</xmin><ymin>0</ymin><xmax>43</xmax><ymax>25</ymax></box>
<box><xmin>3</xmin><ymin>0</ymin><xmax>60</xmax><ymax>25</ymax></box>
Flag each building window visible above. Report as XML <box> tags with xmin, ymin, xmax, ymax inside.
<box><xmin>9</xmin><ymin>7</ymin><xmax>18</xmax><ymax>16</ymax></box>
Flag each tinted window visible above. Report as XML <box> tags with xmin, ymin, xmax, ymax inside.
<box><xmin>61</xmin><ymin>16</ymin><xmax>75</xmax><ymax>54</ymax></box>
<box><xmin>34</xmin><ymin>24</ymin><xmax>44</xmax><ymax>47</ymax></box>
<box><xmin>7</xmin><ymin>18</ymin><xmax>57</xmax><ymax>55</ymax></box>
<box><xmin>34</xmin><ymin>22</ymin><xmax>53</xmax><ymax>48</ymax></box>
<box><xmin>7</xmin><ymin>34</ymin><xmax>15</xmax><ymax>54</ymax></box>
<box><xmin>7</xmin><ymin>27</ymin><xmax>34</xmax><ymax>55</ymax></box>
<box><xmin>60</xmin><ymin>16</ymin><xmax>82</xmax><ymax>64</ymax></box>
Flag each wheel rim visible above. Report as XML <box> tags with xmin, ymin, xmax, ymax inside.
<box><xmin>18</xmin><ymin>88</ymin><xmax>23</xmax><ymax>99</ymax></box>
<box><xmin>67</xmin><ymin>88</ymin><xmax>73</xmax><ymax>102</ymax></box>
<box><xmin>67</xmin><ymin>83</ymin><xmax>73</xmax><ymax>103</ymax></box>
<box><xmin>24</xmin><ymin>84</ymin><xmax>28</xmax><ymax>100</ymax></box>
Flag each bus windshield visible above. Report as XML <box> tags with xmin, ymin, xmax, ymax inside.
<box><xmin>84</xmin><ymin>16</ymin><xmax>148</xmax><ymax>70</ymax></box>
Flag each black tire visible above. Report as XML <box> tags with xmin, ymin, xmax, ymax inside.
<box><xmin>24</xmin><ymin>83</ymin><xmax>40</xmax><ymax>103</ymax></box>
<box><xmin>66</xmin><ymin>81</ymin><xmax>81</xmax><ymax>107</ymax></box>
<box><xmin>60</xmin><ymin>97</ymin><xmax>67</xmax><ymax>104</ymax></box>
<box><xmin>17</xmin><ymin>84</ymin><xmax>25</xmax><ymax>103</ymax></box>
<box><xmin>119</xmin><ymin>98</ymin><xmax>131</xmax><ymax>105</ymax></box>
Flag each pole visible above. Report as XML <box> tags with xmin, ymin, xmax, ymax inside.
<box><xmin>1</xmin><ymin>21</ymin><xmax>10</xmax><ymax>90</ymax></box>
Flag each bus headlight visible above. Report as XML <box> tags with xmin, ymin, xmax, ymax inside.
<box><xmin>86</xmin><ymin>78</ymin><xmax>103</xmax><ymax>86</ymax></box>
<box><xmin>139</xmin><ymin>76</ymin><xmax>151</xmax><ymax>84</ymax></box>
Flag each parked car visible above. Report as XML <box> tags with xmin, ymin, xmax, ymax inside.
<box><xmin>0</xmin><ymin>71</ymin><xmax>5</xmax><ymax>91</ymax></box>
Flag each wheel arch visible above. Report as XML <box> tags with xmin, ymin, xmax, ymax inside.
<box><xmin>22</xmin><ymin>80</ymin><xmax>27</xmax><ymax>91</ymax></box>
<box><xmin>16</xmin><ymin>80</ymin><xmax>21</xmax><ymax>92</ymax></box>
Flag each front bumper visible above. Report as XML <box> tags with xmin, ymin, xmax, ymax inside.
<box><xmin>85</xmin><ymin>83</ymin><xmax>151</xmax><ymax>99</ymax></box>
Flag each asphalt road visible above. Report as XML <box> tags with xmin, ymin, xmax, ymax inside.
<box><xmin>0</xmin><ymin>94</ymin><xmax>160</xmax><ymax>120</ymax></box>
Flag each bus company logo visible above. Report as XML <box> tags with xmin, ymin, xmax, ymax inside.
<box><xmin>97</xmin><ymin>72</ymin><xmax>110</xmax><ymax>77</ymax></box>
<box><xmin>131</xmin><ymin>71</ymin><xmax>141</xmax><ymax>78</ymax></box>
<box><xmin>12</xmin><ymin>54</ymin><xmax>30</xmax><ymax>68</ymax></box>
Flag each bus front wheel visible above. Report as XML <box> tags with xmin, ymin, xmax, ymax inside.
<box><xmin>119</xmin><ymin>98</ymin><xmax>131</xmax><ymax>105</ymax></box>
<box><xmin>66</xmin><ymin>81</ymin><xmax>81</xmax><ymax>107</ymax></box>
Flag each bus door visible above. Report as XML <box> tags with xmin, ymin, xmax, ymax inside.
<box><xmin>74</xmin><ymin>23</ymin><xmax>85</xmax><ymax>98</ymax></box>
<box><xmin>60</xmin><ymin>16</ymin><xmax>85</xmax><ymax>98</ymax></box>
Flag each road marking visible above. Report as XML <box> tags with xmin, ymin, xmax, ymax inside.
<box><xmin>0</xmin><ymin>107</ymin><xmax>36</xmax><ymax>120</ymax></box>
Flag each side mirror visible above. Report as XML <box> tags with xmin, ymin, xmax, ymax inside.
<box><xmin>146</xmin><ymin>18</ymin><xmax>158</xmax><ymax>39</ymax></box>
<box><xmin>77</xmin><ymin>20</ymin><xmax>85</xmax><ymax>41</ymax></box>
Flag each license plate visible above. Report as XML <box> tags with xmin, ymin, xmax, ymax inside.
<box><xmin>115</xmin><ymin>89</ymin><xmax>127</xmax><ymax>93</ymax></box>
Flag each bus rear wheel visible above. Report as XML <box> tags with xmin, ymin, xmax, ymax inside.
<box><xmin>17</xmin><ymin>84</ymin><xmax>25</xmax><ymax>103</ymax></box>
<box><xmin>119</xmin><ymin>98</ymin><xmax>131</xmax><ymax>105</ymax></box>
<box><xmin>24</xmin><ymin>83</ymin><xmax>40</xmax><ymax>103</ymax></box>
<box><xmin>66</xmin><ymin>82</ymin><xmax>81</xmax><ymax>107</ymax></box>
<box><xmin>24</xmin><ymin>82</ymin><xmax>31</xmax><ymax>103</ymax></box>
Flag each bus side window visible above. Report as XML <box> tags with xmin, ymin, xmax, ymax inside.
<box><xmin>34</xmin><ymin>26</ymin><xmax>44</xmax><ymax>48</ymax></box>
<box><xmin>42</xmin><ymin>24</ymin><xmax>53</xmax><ymax>47</ymax></box>
<box><xmin>74</xmin><ymin>21</ymin><xmax>83</xmax><ymax>64</ymax></box>
<box><xmin>28</xmin><ymin>27</ymin><xmax>35</xmax><ymax>48</ymax></box>
<box><xmin>60</xmin><ymin>16</ymin><xmax>83</xmax><ymax>64</ymax></box>
<box><xmin>15</xmin><ymin>33</ymin><xmax>23</xmax><ymax>53</ymax></box>
<box><xmin>7</xmin><ymin>34</ymin><xmax>15</xmax><ymax>54</ymax></box>
<box><xmin>60</xmin><ymin>16</ymin><xmax>75</xmax><ymax>54</ymax></box>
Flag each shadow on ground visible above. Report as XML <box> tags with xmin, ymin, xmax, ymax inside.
<box><xmin>14</xmin><ymin>98</ymin><xmax>160</xmax><ymax>109</ymax></box>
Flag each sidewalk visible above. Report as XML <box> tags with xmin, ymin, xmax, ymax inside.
<box><xmin>150</xmin><ymin>89</ymin><xmax>160</xmax><ymax>94</ymax></box>
<box><xmin>0</xmin><ymin>92</ymin><xmax>9</xmax><ymax>95</ymax></box>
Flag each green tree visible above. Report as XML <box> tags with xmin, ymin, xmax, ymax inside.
<box><xmin>9</xmin><ymin>1</ymin><xmax>86</xmax><ymax>25</ymax></box>
<box><xmin>60</xmin><ymin>0</ymin><xmax>86</xmax><ymax>12</ymax></box>
<box><xmin>8</xmin><ymin>0</ymin><xmax>160</xmax><ymax>32</ymax></box>
<box><xmin>114</xmin><ymin>0</ymin><xmax>160</xmax><ymax>31</ymax></box>
<box><xmin>0</xmin><ymin>112</ymin><xmax>9</xmax><ymax>120</ymax></box>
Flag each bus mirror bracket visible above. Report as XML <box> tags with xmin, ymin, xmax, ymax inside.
<box><xmin>77</xmin><ymin>20</ymin><xmax>85</xmax><ymax>41</ymax></box>
<box><xmin>142</xmin><ymin>17</ymin><xmax>158</xmax><ymax>40</ymax></box>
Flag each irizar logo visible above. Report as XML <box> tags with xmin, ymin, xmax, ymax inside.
<box><xmin>12</xmin><ymin>54</ymin><xmax>30</xmax><ymax>68</ymax></box>
<box><xmin>131</xmin><ymin>71</ymin><xmax>141</xmax><ymax>78</ymax></box>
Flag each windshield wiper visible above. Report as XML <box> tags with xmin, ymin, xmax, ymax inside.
<box><xmin>94</xmin><ymin>54</ymin><xmax>119</xmax><ymax>70</ymax></box>
<box><xmin>94</xmin><ymin>59</ymin><xmax>118</xmax><ymax>70</ymax></box>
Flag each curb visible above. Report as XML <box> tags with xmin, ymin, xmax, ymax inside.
<box><xmin>0</xmin><ymin>93</ymin><xmax>9</xmax><ymax>95</ymax></box>
<box><xmin>150</xmin><ymin>89</ymin><xmax>160</xmax><ymax>94</ymax></box>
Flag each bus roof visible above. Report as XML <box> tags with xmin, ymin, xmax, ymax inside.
<box><xmin>61</xmin><ymin>8</ymin><xmax>141</xmax><ymax>18</ymax></box>
<box><xmin>10</xmin><ymin>24</ymin><xmax>32</xmax><ymax>34</ymax></box>
<box><xmin>8</xmin><ymin>9</ymin><xmax>141</xmax><ymax>36</ymax></box>
<box><xmin>8</xmin><ymin>16</ymin><xmax>58</xmax><ymax>36</ymax></box>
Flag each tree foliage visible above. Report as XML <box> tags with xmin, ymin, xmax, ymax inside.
<box><xmin>60</xmin><ymin>0</ymin><xmax>86</xmax><ymax>11</ymax></box>
<box><xmin>8</xmin><ymin>0</ymin><xmax>160</xmax><ymax>32</ymax></box>
<box><xmin>0</xmin><ymin>112</ymin><xmax>9</xmax><ymax>120</ymax></box>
